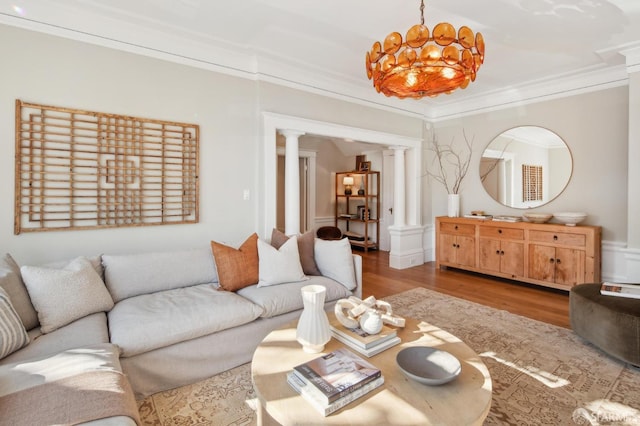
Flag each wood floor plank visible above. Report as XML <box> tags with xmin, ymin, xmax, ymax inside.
<box><xmin>360</xmin><ymin>250</ymin><xmax>571</xmax><ymax>328</ymax></box>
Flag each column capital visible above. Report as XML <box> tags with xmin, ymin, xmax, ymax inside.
<box><xmin>620</xmin><ymin>46</ymin><xmax>640</xmax><ymax>74</ymax></box>
<box><xmin>279</xmin><ymin>129</ymin><xmax>306</xmax><ymax>139</ymax></box>
<box><xmin>388</xmin><ymin>145</ymin><xmax>408</xmax><ymax>152</ymax></box>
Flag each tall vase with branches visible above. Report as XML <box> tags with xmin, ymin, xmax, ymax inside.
<box><xmin>425</xmin><ymin>129</ymin><xmax>473</xmax><ymax>217</ymax></box>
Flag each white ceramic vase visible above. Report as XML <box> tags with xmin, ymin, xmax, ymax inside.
<box><xmin>448</xmin><ymin>193</ymin><xmax>460</xmax><ymax>217</ymax></box>
<box><xmin>296</xmin><ymin>285</ymin><xmax>331</xmax><ymax>353</ymax></box>
<box><xmin>359</xmin><ymin>310</ymin><xmax>383</xmax><ymax>335</ymax></box>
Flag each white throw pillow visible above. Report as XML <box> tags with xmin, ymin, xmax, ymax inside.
<box><xmin>257</xmin><ymin>236</ymin><xmax>308</xmax><ymax>287</ymax></box>
<box><xmin>0</xmin><ymin>287</ymin><xmax>29</xmax><ymax>359</ymax></box>
<box><xmin>314</xmin><ymin>238</ymin><xmax>357</xmax><ymax>290</ymax></box>
<box><xmin>21</xmin><ymin>257</ymin><xmax>114</xmax><ymax>334</ymax></box>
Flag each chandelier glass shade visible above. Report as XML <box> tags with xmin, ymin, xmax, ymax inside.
<box><xmin>366</xmin><ymin>1</ymin><xmax>485</xmax><ymax>99</ymax></box>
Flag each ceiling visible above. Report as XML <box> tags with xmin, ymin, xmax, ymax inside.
<box><xmin>2</xmin><ymin>0</ymin><xmax>640</xmax><ymax>120</ymax></box>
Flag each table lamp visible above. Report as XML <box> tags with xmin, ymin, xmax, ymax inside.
<box><xmin>343</xmin><ymin>176</ymin><xmax>354</xmax><ymax>195</ymax></box>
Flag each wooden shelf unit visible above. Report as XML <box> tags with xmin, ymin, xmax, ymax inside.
<box><xmin>335</xmin><ymin>171</ymin><xmax>380</xmax><ymax>252</ymax></box>
<box><xmin>435</xmin><ymin>216</ymin><xmax>601</xmax><ymax>291</ymax></box>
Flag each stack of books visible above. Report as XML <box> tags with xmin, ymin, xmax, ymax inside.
<box><xmin>463</xmin><ymin>213</ymin><xmax>493</xmax><ymax>220</ymax></box>
<box><xmin>492</xmin><ymin>215</ymin><xmax>522</xmax><ymax>222</ymax></box>
<box><xmin>328</xmin><ymin>315</ymin><xmax>401</xmax><ymax>357</ymax></box>
<box><xmin>600</xmin><ymin>282</ymin><xmax>640</xmax><ymax>300</ymax></box>
<box><xmin>287</xmin><ymin>348</ymin><xmax>384</xmax><ymax>416</ymax></box>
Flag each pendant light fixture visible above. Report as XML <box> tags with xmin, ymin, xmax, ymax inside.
<box><xmin>366</xmin><ymin>0</ymin><xmax>485</xmax><ymax>99</ymax></box>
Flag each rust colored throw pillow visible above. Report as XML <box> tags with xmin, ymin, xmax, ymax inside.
<box><xmin>270</xmin><ymin>228</ymin><xmax>321</xmax><ymax>276</ymax></box>
<box><xmin>211</xmin><ymin>233</ymin><xmax>259</xmax><ymax>291</ymax></box>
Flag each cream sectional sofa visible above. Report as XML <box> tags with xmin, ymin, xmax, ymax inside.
<box><xmin>0</xmin><ymin>236</ymin><xmax>362</xmax><ymax>424</ymax></box>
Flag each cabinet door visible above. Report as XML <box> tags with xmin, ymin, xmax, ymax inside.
<box><xmin>528</xmin><ymin>244</ymin><xmax>555</xmax><ymax>283</ymax></box>
<box><xmin>439</xmin><ymin>234</ymin><xmax>458</xmax><ymax>264</ymax></box>
<box><xmin>501</xmin><ymin>241</ymin><xmax>524</xmax><ymax>277</ymax></box>
<box><xmin>554</xmin><ymin>247</ymin><xmax>580</xmax><ymax>286</ymax></box>
<box><xmin>457</xmin><ymin>236</ymin><xmax>476</xmax><ymax>267</ymax></box>
<box><xmin>479</xmin><ymin>238</ymin><xmax>501</xmax><ymax>273</ymax></box>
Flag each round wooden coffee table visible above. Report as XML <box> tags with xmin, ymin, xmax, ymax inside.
<box><xmin>251</xmin><ymin>317</ymin><xmax>492</xmax><ymax>425</ymax></box>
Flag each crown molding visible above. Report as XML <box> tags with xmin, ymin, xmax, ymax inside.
<box><xmin>0</xmin><ymin>11</ymin><xmax>632</xmax><ymax>124</ymax></box>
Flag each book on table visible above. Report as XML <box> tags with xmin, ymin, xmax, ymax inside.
<box><xmin>600</xmin><ymin>282</ymin><xmax>640</xmax><ymax>300</ymax></box>
<box><xmin>292</xmin><ymin>347</ymin><xmax>382</xmax><ymax>406</ymax></box>
<box><xmin>331</xmin><ymin>333</ymin><xmax>401</xmax><ymax>358</ymax></box>
<box><xmin>287</xmin><ymin>371</ymin><xmax>384</xmax><ymax>416</ymax></box>
<box><xmin>328</xmin><ymin>314</ymin><xmax>397</xmax><ymax>350</ymax></box>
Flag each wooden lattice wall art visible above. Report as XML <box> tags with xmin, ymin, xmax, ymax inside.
<box><xmin>14</xmin><ymin>100</ymin><xmax>199</xmax><ymax>234</ymax></box>
<box><xmin>522</xmin><ymin>164</ymin><xmax>543</xmax><ymax>202</ymax></box>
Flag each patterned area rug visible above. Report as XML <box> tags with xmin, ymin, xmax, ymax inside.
<box><xmin>138</xmin><ymin>287</ymin><xmax>640</xmax><ymax>425</ymax></box>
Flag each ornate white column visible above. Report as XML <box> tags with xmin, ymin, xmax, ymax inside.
<box><xmin>388</xmin><ymin>146</ymin><xmax>424</xmax><ymax>269</ymax></box>
<box><xmin>391</xmin><ymin>146</ymin><xmax>407</xmax><ymax>227</ymax></box>
<box><xmin>279</xmin><ymin>130</ymin><xmax>305</xmax><ymax>236</ymax></box>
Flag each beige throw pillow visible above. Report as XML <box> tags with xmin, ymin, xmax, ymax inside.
<box><xmin>257</xmin><ymin>236</ymin><xmax>308</xmax><ymax>287</ymax></box>
<box><xmin>270</xmin><ymin>228</ymin><xmax>321</xmax><ymax>276</ymax></box>
<box><xmin>314</xmin><ymin>238</ymin><xmax>357</xmax><ymax>290</ymax></box>
<box><xmin>0</xmin><ymin>253</ymin><xmax>39</xmax><ymax>330</ymax></box>
<box><xmin>20</xmin><ymin>257</ymin><xmax>115</xmax><ymax>334</ymax></box>
<box><xmin>0</xmin><ymin>287</ymin><xmax>30</xmax><ymax>359</ymax></box>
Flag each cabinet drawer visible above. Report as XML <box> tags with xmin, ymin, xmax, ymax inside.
<box><xmin>529</xmin><ymin>230</ymin><xmax>586</xmax><ymax>247</ymax></box>
<box><xmin>440</xmin><ymin>222</ymin><xmax>475</xmax><ymax>236</ymax></box>
<box><xmin>479</xmin><ymin>227</ymin><xmax>524</xmax><ymax>240</ymax></box>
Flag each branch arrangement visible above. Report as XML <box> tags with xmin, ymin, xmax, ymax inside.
<box><xmin>425</xmin><ymin>129</ymin><xmax>474</xmax><ymax>194</ymax></box>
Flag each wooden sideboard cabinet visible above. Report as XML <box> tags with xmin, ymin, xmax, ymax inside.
<box><xmin>435</xmin><ymin>216</ymin><xmax>602</xmax><ymax>291</ymax></box>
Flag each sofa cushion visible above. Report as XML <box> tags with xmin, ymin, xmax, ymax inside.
<box><xmin>271</xmin><ymin>229</ymin><xmax>321</xmax><ymax>276</ymax></box>
<box><xmin>108</xmin><ymin>283</ymin><xmax>264</xmax><ymax>357</ymax></box>
<box><xmin>237</xmin><ymin>275</ymin><xmax>352</xmax><ymax>318</ymax></box>
<box><xmin>0</xmin><ymin>287</ymin><xmax>29</xmax><ymax>359</ymax></box>
<box><xmin>103</xmin><ymin>247</ymin><xmax>217</xmax><ymax>303</ymax></box>
<box><xmin>20</xmin><ymin>257</ymin><xmax>114</xmax><ymax>334</ymax></box>
<box><xmin>0</xmin><ymin>312</ymin><xmax>110</xmax><ymax>366</ymax></box>
<box><xmin>0</xmin><ymin>254</ymin><xmax>38</xmax><ymax>330</ymax></box>
<box><xmin>314</xmin><ymin>238</ymin><xmax>357</xmax><ymax>290</ymax></box>
<box><xmin>211</xmin><ymin>233</ymin><xmax>259</xmax><ymax>291</ymax></box>
<box><xmin>258</xmin><ymin>236</ymin><xmax>307</xmax><ymax>287</ymax></box>
<box><xmin>43</xmin><ymin>254</ymin><xmax>104</xmax><ymax>281</ymax></box>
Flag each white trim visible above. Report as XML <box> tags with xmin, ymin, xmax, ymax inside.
<box><xmin>602</xmin><ymin>241</ymin><xmax>640</xmax><ymax>283</ymax></box>
<box><xmin>2</xmin><ymin>12</ymin><xmax>634</xmax><ymax>122</ymax></box>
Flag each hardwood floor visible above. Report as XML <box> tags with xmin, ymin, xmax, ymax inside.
<box><xmin>359</xmin><ymin>250</ymin><xmax>571</xmax><ymax>329</ymax></box>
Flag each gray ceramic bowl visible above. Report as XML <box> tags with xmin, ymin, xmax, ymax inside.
<box><xmin>396</xmin><ymin>347</ymin><xmax>461</xmax><ymax>385</ymax></box>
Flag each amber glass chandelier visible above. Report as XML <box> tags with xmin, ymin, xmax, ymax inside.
<box><xmin>366</xmin><ymin>0</ymin><xmax>485</xmax><ymax>99</ymax></box>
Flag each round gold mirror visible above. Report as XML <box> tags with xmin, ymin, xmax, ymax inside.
<box><xmin>480</xmin><ymin>126</ymin><xmax>572</xmax><ymax>209</ymax></box>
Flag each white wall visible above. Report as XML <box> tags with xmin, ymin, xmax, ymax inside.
<box><xmin>0</xmin><ymin>24</ymin><xmax>423</xmax><ymax>265</ymax></box>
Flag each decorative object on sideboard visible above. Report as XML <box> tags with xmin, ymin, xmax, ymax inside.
<box><xmin>424</xmin><ymin>130</ymin><xmax>473</xmax><ymax>217</ymax></box>
<box><xmin>359</xmin><ymin>161</ymin><xmax>371</xmax><ymax>172</ymax></box>
<box><xmin>447</xmin><ymin>194</ymin><xmax>460</xmax><ymax>218</ymax></box>
<box><xmin>365</xmin><ymin>0</ymin><xmax>485</xmax><ymax>99</ymax></box>
<box><xmin>343</xmin><ymin>176</ymin><xmax>354</xmax><ymax>195</ymax></box>
<box><xmin>355</xmin><ymin>155</ymin><xmax>366</xmax><ymax>171</ymax></box>
<box><xmin>522</xmin><ymin>212</ymin><xmax>553</xmax><ymax>223</ymax></box>
<box><xmin>553</xmin><ymin>212</ymin><xmax>587</xmax><ymax>226</ymax></box>
<box><xmin>296</xmin><ymin>285</ymin><xmax>331</xmax><ymax>353</ymax></box>
<box><xmin>334</xmin><ymin>295</ymin><xmax>406</xmax><ymax>334</ymax></box>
